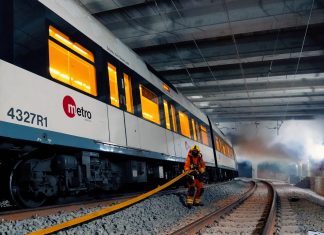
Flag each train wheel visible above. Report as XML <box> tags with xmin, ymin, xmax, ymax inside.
<box><xmin>9</xmin><ymin>159</ymin><xmax>47</xmax><ymax>208</ymax></box>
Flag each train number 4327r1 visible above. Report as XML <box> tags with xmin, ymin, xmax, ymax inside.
<box><xmin>7</xmin><ymin>107</ymin><xmax>48</xmax><ymax>127</ymax></box>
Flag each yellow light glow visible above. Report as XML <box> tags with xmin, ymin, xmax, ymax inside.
<box><xmin>73</xmin><ymin>80</ymin><xmax>91</xmax><ymax>90</ymax></box>
<box><xmin>55</xmin><ymin>33</ymin><xmax>72</xmax><ymax>45</ymax></box>
<box><xmin>178</xmin><ymin>111</ymin><xmax>191</xmax><ymax>139</ymax></box>
<box><xmin>140</xmin><ymin>84</ymin><xmax>160</xmax><ymax>125</ymax></box>
<box><xmin>49</xmin><ymin>67</ymin><xmax>69</xmax><ymax>80</ymax></box>
<box><xmin>108</xmin><ymin>63</ymin><xmax>119</xmax><ymax>107</ymax></box>
<box><xmin>192</xmin><ymin>119</ymin><xmax>197</xmax><ymax>141</ymax></box>
<box><xmin>48</xmin><ymin>28</ymin><xmax>97</xmax><ymax>96</ymax></box>
<box><xmin>163</xmin><ymin>100</ymin><xmax>171</xmax><ymax>130</ymax></box>
<box><xmin>73</xmin><ymin>44</ymin><xmax>88</xmax><ymax>55</ymax></box>
<box><xmin>143</xmin><ymin>112</ymin><xmax>153</xmax><ymax>119</ymax></box>
<box><xmin>163</xmin><ymin>83</ymin><xmax>170</xmax><ymax>92</ymax></box>
<box><xmin>170</xmin><ymin>105</ymin><xmax>177</xmax><ymax>132</ymax></box>
<box><xmin>200</xmin><ymin>125</ymin><xmax>208</xmax><ymax>145</ymax></box>
<box><xmin>49</xmin><ymin>25</ymin><xmax>94</xmax><ymax>62</ymax></box>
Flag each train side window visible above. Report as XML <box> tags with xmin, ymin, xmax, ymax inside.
<box><xmin>139</xmin><ymin>85</ymin><xmax>160</xmax><ymax>125</ymax></box>
<box><xmin>221</xmin><ymin>141</ymin><xmax>226</xmax><ymax>155</ymax></box>
<box><xmin>124</xmin><ymin>73</ymin><xmax>134</xmax><ymax>113</ymax></box>
<box><xmin>170</xmin><ymin>105</ymin><xmax>177</xmax><ymax>132</ymax></box>
<box><xmin>48</xmin><ymin>26</ymin><xmax>97</xmax><ymax>96</ymax></box>
<box><xmin>163</xmin><ymin>100</ymin><xmax>171</xmax><ymax>130</ymax></box>
<box><xmin>216</xmin><ymin>137</ymin><xmax>221</xmax><ymax>151</ymax></box>
<box><xmin>108</xmin><ymin>63</ymin><xmax>119</xmax><ymax>107</ymax></box>
<box><xmin>200</xmin><ymin>125</ymin><xmax>209</xmax><ymax>145</ymax></box>
<box><xmin>191</xmin><ymin>119</ymin><xmax>197</xmax><ymax>141</ymax></box>
<box><xmin>179</xmin><ymin>111</ymin><xmax>191</xmax><ymax>139</ymax></box>
<box><xmin>196</xmin><ymin>123</ymin><xmax>201</xmax><ymax>142</ymax></box>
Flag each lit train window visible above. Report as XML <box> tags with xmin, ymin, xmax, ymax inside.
<box><xmin>124</xmin><ymin>73</ymin><xmax>134</xmax><ymax>113</ymax></box>
<box><xmin>191</xmin><ymin>119</ymin><xmax>197</xmax><ymax>141</ymax></box>
<box><xmin>163</xmin><ymin>100</ymin><xmax>171</xmax><ymax>130</ymax></box>
<box><xmin>200</xmin><ymin>125</ymin><xmax>209</xmax><ymax>145</ymax></box>
<box><xmin>108</xmin><ymin>63</ymin><xmax>119</xmax><ymax>107</ymax></box>
<box><xmin>170</xmin><ymin>105</ymin><xmax>177</xmax><ymax>132</ymax></box>
<box><xmin>221</xmin><ymin>142</ymin><xmax>226</xmax><ymax>155</ymax></box>
<box><xmin>196</xmin><ymin>123</ymin><xmax>201</xmax><ymax>142</ymax></box>
<box><xmin>216</xmin><ymin>137</ymin><xmax>221</xmax><ymax>152</ymax></box>
<box><xmin>140</xmin><ymin>85</ymin><xmax>160</xmax><ymax>125</ymax></box>
<box><xmin>48</xmin><ymin>26</ymin><xmax>97</xmax><ymax>96</ymax></box>
<box><xmin>179</xmin><ymin>111</ymin><xmax>191</xmax><ymax>139</ymax></box>
<box><xmin>225</xmin><ymin>145</ymin><xmax>229</xmax><ymax>156</ymax></box>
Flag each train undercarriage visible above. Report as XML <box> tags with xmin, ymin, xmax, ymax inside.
<box><xmin>0</xmin><ymin>139</ymin><xmax>236</xmax><ymax>208</ymax></box>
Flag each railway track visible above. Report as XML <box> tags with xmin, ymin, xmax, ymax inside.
<box><xmin>0</xmin><ymin>193</ymin><xmax>139</xmax><ymax>222</ymax></box>
<box><xmin>0</xmin><ymin>178</ymin><xmax>254</xmax><ymax>234</ymax></box>
<box><xmin>0</xmin><ymin>179</ymin><xmax>232</xmax><ymax>223</ymax></box>
<box><xmin>0</xmin><ymin>186</ymin><xmax>189</xmax><ymax>222</ymax></box>
<box><xmin>171</xmin><ymin>180</ymin><xmax>276</xmax><ymax>235</ymax></box>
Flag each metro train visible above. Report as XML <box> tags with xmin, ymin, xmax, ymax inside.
<box><xmin>0</xmin><ymin>0</ymin><xmax>238</xmax><ymax>208</ymax></box>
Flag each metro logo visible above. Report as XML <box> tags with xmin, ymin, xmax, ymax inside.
<box><xmin>62</xmin><ymin>95</ymin><xmax>92</xmax><ymax>119</ymax></box>
<box><xmin>63</xmin><ymin>95</ymin><xmax>76</xmax><ymax>118</ymax></box>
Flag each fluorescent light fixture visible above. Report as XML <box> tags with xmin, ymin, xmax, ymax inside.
<box><xmin>196</xmin><ymin>102</ymin><xmax>210</xmax><ymax>107</ymax></box>
<box><xmin>188</xmin><ymin>95</ymin><xmax>203</xmax><ymax>99</ymax></box>
<box><xmin>174</xmin><ymin>83</ymin><xmax>194</xmax><ymax>88</ymax></box>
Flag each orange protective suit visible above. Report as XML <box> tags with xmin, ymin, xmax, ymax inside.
<box><xmin>184</xmin><ymin>146</ymin><xmax>206</xmax><ymax>207</ymax></box>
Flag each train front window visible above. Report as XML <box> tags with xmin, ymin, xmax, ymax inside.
<box><xmin>163</xmin><ymin>100</ymin><xmax>171</xmax><ymax>130</ymax></box>
<box><xmin>48</xmin><ymin>26</ymin><xmax>97</xmax><ymax>96</ymax></box>
<box><xmin>200</xmin><ymin>125</ymin><xmax>209</xmax><ymax>145</ymax></box>
<box><xmin>140</xmin><ymin>85</ymin><xmax>160</xmax><ymax>125</ymax></box>
<box><xmin>124</xmin><ymin>73</ymin><xmax>134</xmax><ymax>113</ymax></box>
<box><xmin>179</xmin><ymin>111</ymin><xmax>191</xmax><ymax>139</ymax></box>
<box><xmin>108</xmin><ymin>63</ymin><xmax>119</xmax><ymax>107</ymax></box>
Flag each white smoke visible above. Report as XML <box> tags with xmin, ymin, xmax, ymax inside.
<box><xmin>218</xmin><ymin>119</ymin><xmax>324</xmax><ymax>164</ymax></box>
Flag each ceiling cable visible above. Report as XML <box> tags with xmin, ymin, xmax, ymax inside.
<box><xmin>222</xmin><ymin>0</ymin><xmax>252</xmax><ymax>106</ymax></box>
<box><xmin>173</xmin><ymin>43</ymin><xmax>197</xmax><ymax>86</ymax></box>
<box><xmin>266</xmin><ymin>29</ymin><xmax>281</xmax><ymax>89</ymax></box>
<box><xmin>282</xmin><ymin>0</ymin><xmax>315</xmax><ymax>121</ymax></box>
<box><xmin>153</xmin><ymin>0</ymin><xmax>197</xmax><ymax>86</ymax></box>
<box><xmin>169</xmin><ymin>0</ymin><xmax>224</xmax><ymax>95</ymax></box>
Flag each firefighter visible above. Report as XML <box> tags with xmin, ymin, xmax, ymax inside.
<box><xmin>184</xmin><ymin>145</ymin><xmax>206</xmax><ymax>207</ymax></box>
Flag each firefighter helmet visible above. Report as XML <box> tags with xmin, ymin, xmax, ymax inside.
<box><xmin>190</xmin><ymin>145</ymin><xmax>200</xmax><ymax>156</ymax></box>
<box><xmin>191</xmin><ymin>145</ymin><xmax>200</xmax><ymax>152</ymax></box>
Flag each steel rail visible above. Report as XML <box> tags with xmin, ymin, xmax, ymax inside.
<box><xmin>0</xmin><ymin>193</ymin><xmax>141</xmax><ymax>222</ymax></box>
<box><xmin>27</xmin><ymin>170</ymin><xmax>193</xmax><ymax>235</ymax></box>
<box><xmin>261</xmin><ymin>181</ymin><xmax>277</xmax><ymax>235</ymax></box>
<box><xmin>170</xmin><ymin>180</ymin><xmax>257</xmax><ymax>235</ymax></box>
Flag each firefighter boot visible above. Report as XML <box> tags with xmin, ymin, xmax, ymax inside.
<box><xmin>193</xmin><ymin>197</ymin><xmax>204</xmax><ymax>206</ymax></box>
<box><xmin>186</xmin><ymin>196</ymin><xmax>193</xmax><ymax>208</ymax></box>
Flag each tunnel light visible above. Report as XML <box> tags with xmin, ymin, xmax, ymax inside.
<box><xmin>197</xmin><ymin>102</ymin><xmax>210</xmax><ymax>107</ymax></box>
<box><xmin>188</xmin><ymin>95</ymin><xmax>203</xmax><ymax>99</ymax></box>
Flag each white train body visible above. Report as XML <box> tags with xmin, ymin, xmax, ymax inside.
<box><xmin>0</xmin><ymin>0</ymin><xmax>237</xmax><ymax>207</ymax></box>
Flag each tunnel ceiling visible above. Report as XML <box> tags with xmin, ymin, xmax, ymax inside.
<box><xmin>79</xmin><ymin>0</ymin><xmax>324</xmax><ymax>124</ymax></box>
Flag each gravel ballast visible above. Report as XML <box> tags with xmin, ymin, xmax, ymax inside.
<box><xmin>0</xmin><ymin>180</ymin><xmax>250</xmax><ymax>235</ymax></box>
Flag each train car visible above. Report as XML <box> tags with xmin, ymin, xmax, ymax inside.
<box><xmin>0</xmin><ymin>0</ymin><xmax>237</xmax><ymax>207</ymax></box>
